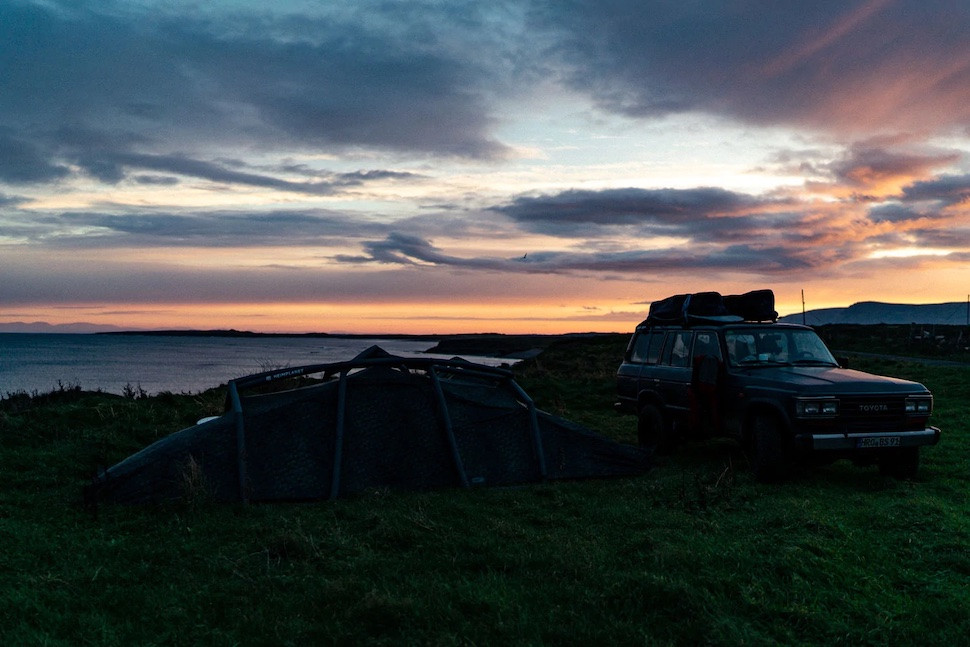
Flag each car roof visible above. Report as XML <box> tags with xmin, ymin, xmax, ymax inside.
<box><xmin>634</xmin><ymin>322</ymin><xmax>813</xmax><ymax>333</ymax></box>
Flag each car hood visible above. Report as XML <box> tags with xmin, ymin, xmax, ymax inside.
<box><xmin>733</xmin><ymin>366</ymin><xmax>929</xmax><ymax>395</ymax></box>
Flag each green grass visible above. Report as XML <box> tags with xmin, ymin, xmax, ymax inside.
<box><xmin>1</xmin><ymin>337</ymin><xmax>968</xmax><ymax>645</ymax></box>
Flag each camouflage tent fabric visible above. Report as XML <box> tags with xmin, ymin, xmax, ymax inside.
<box><xmin>87</xmin><ymin>347</ymin><xmax>649</xmax><ymax>504</ymax></box>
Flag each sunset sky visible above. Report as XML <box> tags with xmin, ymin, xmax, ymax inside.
<box><xmin>3</xmin><ymin>0</ymin><xmax>970</xmax><ymax>334</ymax></box>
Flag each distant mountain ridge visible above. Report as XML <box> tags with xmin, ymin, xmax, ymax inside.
<box><xmin>779</xmin><ymin>301</ymin><xmax>970</xmax><ymax>326</ymax></box>
<box><xmin>0</xmin><ymin>321</ymin><xmax>131</xmax><ymax>334</ymax></box>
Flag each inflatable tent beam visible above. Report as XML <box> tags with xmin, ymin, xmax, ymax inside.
<box><xmin>225</xmin><ymin>354</ymin><xmax>520</xmax><ymax>503</ymax></box>
<box><xmin>429</xmin><ymin>366</ymin><xmax>471</xmax><ymax>489</ymax></box>
<box><xmin>227</xmin><ymin>381</ymin><xmax>248</xmax><ymax>504</ymax></box>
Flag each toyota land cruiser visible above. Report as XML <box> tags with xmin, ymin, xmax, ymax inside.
<box><xmin>615</xmin><ymin>290</ymin><xmax>940</xmax><ymax>480</ymax></box>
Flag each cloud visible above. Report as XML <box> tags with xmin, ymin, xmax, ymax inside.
<box><xmin>867</xmin><ymin>204</ymin><xmax>928</xmax><ymax>224</ymax></box>
<box><xmin>492</xmin><ymin>187</ymin><xmax>806</xmax><ymax>244</ymax></box>
<box><xmin>0</xmin><ymin>208</ymin><xmax>391</xmax><ymax>248</ymax></box>
<box><xmin>0</xmin><ymin>191</ymin><xmax>28</xmax><ymax>207</ymax></box>
<box><xmin>902</xmin><ymin>174</ymin><xmax>970</xmax><ymax>205</ymax></box>
<box><xmin>335</xmin><ymin>232</ymin><xmax>516</xmax><ymax>270</ymax></box>
<box><xmin>132</xmin><ymin>175</ymin><xmax>180</xmax><ymax>186</ymax></box>
<box><xmin>69</xmin><ymin>150</ymin><xmax>422</xmax><ymax>194</ymax></box>
<box><xmin>335</xmin><ymin>231</ymin><xmax>830</xmax><ymax>277</ymax></box>
<box><xmin>0</xmin><ymin>0</ymin><xmax>513</xmax><ymax>188</ymax></box>
<box><xmin>0</xmin><ymin>132</ymin><xmax>69</xmax><ymax>183</ymax></box>
<box><xmin>536</xmin><ymin>0</ymin><xmax>970</xmax><ymax>135</ymax></box>
<box><xmin>0</xmin><ymin>253</ymin><xmax>586</xmax><ymax>306</ymax></box>
<box><xmin>900</xmin><ymin>227</ymin><xmax>970</xmax><ymax>250</ymax></box>
<box><xmin>496</xmin><ymin>187</ymin><xmax>758</xmax><ymax>224</ymax></box>
<box><xmin>821</xmin><ymin>142</ymin><xmax>961</xmax><ymax>198</ymax></box>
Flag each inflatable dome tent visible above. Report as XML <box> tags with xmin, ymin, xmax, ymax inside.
<box><xmin>86</xmin><ymin>346</ymin><xmax>649</xmax><ymax>504</ymax></box>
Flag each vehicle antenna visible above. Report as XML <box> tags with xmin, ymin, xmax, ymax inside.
<box><xmin>801</xmin><ymin>289</ymin><xmax>806</xmax><ymax>325</ymax></box>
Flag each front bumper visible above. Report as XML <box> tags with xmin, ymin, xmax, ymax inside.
<box><xmin>799</xmin><ymin>426</ymin><xmax>941</xmax><ymax>451</ymax></box>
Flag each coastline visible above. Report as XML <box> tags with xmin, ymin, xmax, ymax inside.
<box><xmin>98</xmin><ymin>329</ymin><xmax>624</xmax><ymax>358</ymax></box>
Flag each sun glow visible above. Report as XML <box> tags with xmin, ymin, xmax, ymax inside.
<box><xmin>868</xmin><ymin>247</ymin><xmax>951</xmax><ymax>259</ymax></box>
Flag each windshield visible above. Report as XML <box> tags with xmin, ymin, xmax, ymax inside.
<box><xmin>724</xmin><ymin>328</ymin><xmax>838</xmax><ymax>367</ymax></box>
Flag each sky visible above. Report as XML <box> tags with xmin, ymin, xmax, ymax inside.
<box><xmin>2</xmin><ymin>0</ymin><xmax>970</xmax><ymax>334</ymax></box>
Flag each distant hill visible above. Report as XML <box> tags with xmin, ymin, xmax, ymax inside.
<box><xmin>779</xmin><ymin>301</ymin><xmax>970</xmax><ymax>326</ymax></box>
<box><xmin>0</xmin><ymin>321</ymin><xmax>130</xmax><ymax>334</ymax></box>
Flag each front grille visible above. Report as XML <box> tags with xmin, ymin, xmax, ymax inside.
<box><xmin>837</xmin><ymin>395</ymin><xmax>917</xmax><ymax>434</ymax></box>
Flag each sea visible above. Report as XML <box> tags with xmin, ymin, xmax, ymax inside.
<box><xmin>0</xmin><ymin>333</ymin><xmax>513</xmax><ymax>396</ymax></box>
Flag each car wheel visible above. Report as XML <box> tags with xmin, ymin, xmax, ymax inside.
<box><xmin>637</xmin><ymin>404</ymin><xmax>669</xmax><ymax>453</ymax></box>
<box><xmin>878</xmin><ymin>447</ymin><xmax>920</xmax><ymax>479</ymax></box>
<box><xmin>749</xmin><ymin>414</ymin><xmax>788</xmax><ymax>482</ymax></box>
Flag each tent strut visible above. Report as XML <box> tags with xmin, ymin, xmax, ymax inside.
<box><xmin>508</xmin><ymin>378</ymin><xmax>547</xmax><ymax>479</ymax></box>
<box><xmin>329</xmin><ymin>370</ymin><xmax>349</xmax><ymax>500</ymax></box>
<box><xmin>228</xmin><ymin>381</ymin><xmax>249</xmax><ymax>504</ymax></box>
<box><xmin>430</xmin><ymin>367</ymin><xmax>470</xmax><ymax>488</ymax></box>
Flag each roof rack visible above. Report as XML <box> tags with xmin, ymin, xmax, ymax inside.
<box><xmin>640</xmin><ymin>289</ymin><xmax>778</xmax><ymax>327</ymax></box>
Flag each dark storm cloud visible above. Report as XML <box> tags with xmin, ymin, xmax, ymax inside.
<box><xmin>535</xmin><ymin>0</ymin><xmax>970</xmax><ymax>134</ymax></box>
<box><xmin>0</xmin><ymin>0</ymin><xmax>510</xmax><ymax>186</ymax></box>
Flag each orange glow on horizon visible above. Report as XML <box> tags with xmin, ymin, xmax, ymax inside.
<box><xmin>8</xmin><ymin>271</ymin><xmax>970</xmax><ymax>336</ymax></box>
<box><xmin>2</xmin><ymin>301</ymin><xmax>647</xmax><ymax>335</ymax></box>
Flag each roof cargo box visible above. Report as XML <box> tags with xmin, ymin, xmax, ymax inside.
<box><xmin>722</xmin><ymin>289</ymin><xmax>778</xmax><ymax>322</ymax></box>
<box><xmin>646</xmin><ymin>291</ymin><xmax>732</xmax><ymax>324</ymax></box>
<box><xmin>644</xmin><ymin>289</ymin><xmax>778</xmax><ymax>326</ymax></box>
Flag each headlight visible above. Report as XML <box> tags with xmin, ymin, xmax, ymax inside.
<box><xmin>905</xmin><ymin>397</ymin><xmax>932</xmax><ymax>414</ymax></box>
<box><xmin>795</xmin><ymin>398</ymin><xmax>838</xmax><ymax>417</ymax></box>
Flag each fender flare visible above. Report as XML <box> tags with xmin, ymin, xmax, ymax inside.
<box><xmin>739</xmin><ymin>398</ymin><xmax>792</xmax><ymax>444</ymax></box>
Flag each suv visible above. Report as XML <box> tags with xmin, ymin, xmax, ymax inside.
<box><xmin>615</xmin><ymin>291</ymin><xmax>941</xmax><ymax>480</ymax></box>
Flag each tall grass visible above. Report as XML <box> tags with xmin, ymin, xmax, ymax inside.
<box><xmin>1</xmin><ymin>337</ymin><xmax>967</xmax><ymax>644</ymax></box>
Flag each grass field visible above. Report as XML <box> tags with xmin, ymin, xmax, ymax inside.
<box><xmin>1</xmin><ymin>335</ymin><xmax>968</xmax><ymax>645</ymax></box>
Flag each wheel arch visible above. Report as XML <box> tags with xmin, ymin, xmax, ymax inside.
<box><xmin>740</xmin><ymin>400</ymin><xmax>791</xmax><ymax>445</ymax></box>
<box><xmin>636</xmin><ymin>389</ymin><xmax>665</xmax><ymax>413</ymax></box>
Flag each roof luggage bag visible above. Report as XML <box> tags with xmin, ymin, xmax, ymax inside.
<box><xmin>722</xmin><ymin>289</ymin><xmax>778</xmax><ymax>322</ymax></box>
<box><xmin>644</xmin><ymin>289</ymin><xmax>778</xmax><ymax>326</ymax></box>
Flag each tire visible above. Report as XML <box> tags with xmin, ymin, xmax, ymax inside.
<box><xmin>749</xmin><ymin>414</ymin><xmax>788</xmax><ymax>482</ymax></box>
<box><xmin>878</xmin><ymin>447</ymin><xmax>920</xmax><ymax>479</ymax></box>
<box><xmin>637</xmin><ymin>404</ymin><xmax>670</xmax><ymax>453</ymax></box>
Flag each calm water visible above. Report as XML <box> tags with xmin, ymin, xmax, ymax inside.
<box><xmin>0</xmin><ymin>334</ymin><xmax>511</xmax><ymax>396</ymax></box>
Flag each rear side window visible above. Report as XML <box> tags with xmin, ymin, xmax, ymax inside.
<box><xmin>666</xmin><ymin>331</ymin><xmax>693</xmax><ymax>367</ymax></box>
<box><xmin>629</xmin><ymin>333</ymin><xmax>651</xmax><ymax>363</ymax></box>
<box><xmin>629</xmin><ymin>332</ymin><xmax>666</xmax><ymax>364</ymax></box>
<box><xmin>645</xmin><ymin>333</ymin><xmax>664</xmax><ymax>364</ymax></box>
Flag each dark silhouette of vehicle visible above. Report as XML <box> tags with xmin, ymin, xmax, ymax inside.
<box><xmin>615</xmin><ymin>291</ymin><xmax>940</xmax><ymax>480</ymax></box>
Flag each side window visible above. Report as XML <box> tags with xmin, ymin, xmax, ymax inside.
<box><xmin>629</xmin><ymin>333</ymin><xmax>651</xmax><ymax>363</ymax></box>
<box><xmin>668</xmin><ymin>331</ymin><xmax>693</xmax><ymax>368</ymax></box>
<box><xmin>646</xmin><ymin>333</ymin><xmax>664</xmax><ymax>364</ymax></box>
<box><xmin>692</xmin><ymin>331</ymin><xmax>722</xmax><ymax>361</ymax></box>
<box><xmin>659</xmin><ymin>332</ymin><xmax>674</xmax><ymax>365</ymax></box>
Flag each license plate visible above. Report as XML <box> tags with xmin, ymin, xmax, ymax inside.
<box><xmin>857</xmin><ymin>436</ymin><xmax>901</xmax><ymax>448</ymax></box>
